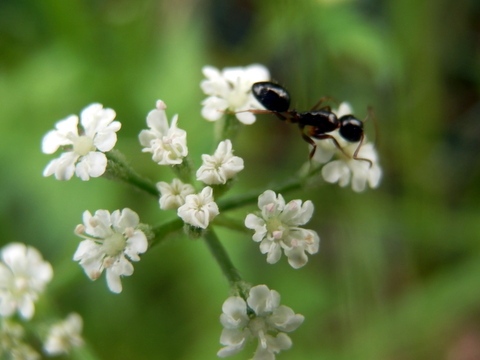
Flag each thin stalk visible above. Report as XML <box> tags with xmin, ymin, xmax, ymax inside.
<box><xmin>150</xmin><ymin>218</ymin><xmax>184</xmax><ymax>247</ymax></box>
<box><xmin>105</xmin><ymin>150</ymin><xmax>159</xmax><ymax>197</ymax></box>
<box><xmin>217</xmin><ymin>176</ymin><xmax>303</xmax><ymax>211</ymax></box>
<box><xmin>203</xmin><ymin>228</ymin><xmax>242</xmax><ymax>285</ymax></box>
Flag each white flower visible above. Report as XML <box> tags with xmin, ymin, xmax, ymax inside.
<box><xmin>245</xmin><ymin>190</ymin><xmax>319</xmax><ymax>269</ymax></box>
<box><xmin>73</xmin><ymin>208</ymin><xmax>148</xmax><ymax>293</ymax></box>
<box><xmin>321</xmin><ymin>141</ymin><xmax>382</xmax><ymax>192</ymax></box>
<box><xmin>139</xmin><ymin>100</ymin><xmax>188</xmax><ymax>165</ymax></box>
<box><xmin>218</xmin><ymin>284</ymin><xmax>304</xmax><ymax>360</ymax></box>
<box><xmin>0</xmin><ymin>319</ymin><xmax>40</xmax><ymax>360</ymax></box>
<box><xmin>200</xmin><ymin>64</ymin><xmax>270</xmax><ymax>124</ymax></box>
<box><xmin>311</xmin><ymin>102</ymin><xmax>382</xmax><ymax>192</ymax></box>
<box><xmin>0</xmin><ymin>243</ymin><xmax>53</xmax><ymax>320</ymax></box>
<box><xmin>157</xmin><ymin>178</ymin><xmax>195</xmax><ymax>210</ymax></box>
<box><xmin>177</xmin><ymin>187</ymin><xmax>219</xmax><ymax>229</ymax></box>
<box><xmin>42</xmin><ymin>103</ymin><xmax>120</xmax><ymax>181</ymax></box>
<box><xmin>196</xmin><ymin>140</ymin><xmax>244</xmax><ymax>185</ymax></box>
<box><xmin>43</xmin><ymin>313</ymin><xmax>84</xmax><ymax>356</ymax></box>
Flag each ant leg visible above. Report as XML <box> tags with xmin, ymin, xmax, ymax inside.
<box><xmin>223</xmin><ymin>109</ymin><xmax>289</xmax><ymax>121</ymax></box>
<box><xmin>310</xmin><ymin>96</ymin><xmax>338</xmax><ymax>111</ymax></box>
<box><xmin>364</xmin><ymin>106</ymin><xmax>379</xmax><ymax>148</ymax></box>
<box><xmin>307</xmin><ymin>130</ymin><xmax>352</xmax><ymax>159</ymax></box>
<box><xmin>300</xmin><ymin>132</ymin><xmax>318</xmax><ymax>159</ymax></box>
<box><xmin>352</xmin><ymin>133</ymin><xmax>373</xmax><ymax>168</ymax></box>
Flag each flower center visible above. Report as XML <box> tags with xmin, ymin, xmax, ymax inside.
<box><xmin>103</xmin><ymin>233</ymin><xmax>126</xmax><ymax>256</ymax></box>
<box><xmin>73</xmin><ymin>135</ymin><xmax>95</xmax><ymax>156</ymax></box>
<box><xmin>227</xmin><ymin>79</ymin><xmax>248</xmax><ymax>109</ymax></box>
<box><xmin>248</xmin><ymin>317</ymin><xmax>269</xmax><ymax>339</ymax></box>
<box><xmin>266</xmin><ymin>218</ymin><xmax>288</xmax><ymax>239</ymax></box>
<box><xmin>14</xmin><ymin>276</ymin><xmax>28</xmax><ymax>293</ymax></box>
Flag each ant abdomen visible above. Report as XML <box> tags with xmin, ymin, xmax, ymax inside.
<box><xmin>252</xmin><ymin>81</ymin><xmax>290</xmax><ymax>113</ymax></box>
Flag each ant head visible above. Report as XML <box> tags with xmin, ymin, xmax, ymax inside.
<box><xmin>252</xmin><ymin>82</ymin><xmax>291</xmax><ymax>113</ymax></box>
<box><xmin>339</xmin><ymin>115</ymin><xmax>363</xmax><ymax>142</ymax></box>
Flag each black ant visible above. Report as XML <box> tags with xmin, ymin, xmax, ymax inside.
<box><xmin>249</xmin><ymin>81</ymin><xmax>373</xmax><ymax>166</ymax></box>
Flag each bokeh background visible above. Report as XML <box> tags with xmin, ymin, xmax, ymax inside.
<box><xmin>1</xmin><ymin>0</ymin><xmax>480</xmax><ymax>359</ymax></box>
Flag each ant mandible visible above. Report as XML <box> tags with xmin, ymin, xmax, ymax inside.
<box><xmin>249</xmin><ymin>81</ymin><xmax>372</xmax><ymax>166</ymax></box>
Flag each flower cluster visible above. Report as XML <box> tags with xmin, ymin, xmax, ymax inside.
<box><xmin>38</xmin><ymin>63</ymin><xmax>383</xmax><ymax>359</ymax></box>
<box><xmin>157</xmin><ymin>178</ymin><xmax>196</xmax><ymax>210</ymax></box>
<box><xmin>0</xmin><ymin>243</ymin><xmax>53</xmax><ymax>320</ymax></box>
<box><xmin>139</xmin><ymin>100</ymin><xmax>188</xmax><ymax>165</ymax></box>
<box><xmin>245</xmin><ymin>190</ymin><xmax>320</xmax><ymax>269</ymax></box>
<box><xmin>177</xmin><ymin>186</ymin><xmax>220</xmax><ymax>229</ymax></box>
<box><xmin>43</xmin><ymin>313</ymin><xmax>84</xmax><ymax>356</ymax></box>
<box><xmin>0</xmin><ymin>319</ymin><xmax>40</xmax><ymax>360</ymax></box>
<box><xmin>218</xmin><ymin>285</ymin><xmax>304</xmax><ymax>359</ymax></box>
<box><xmin>42</xmin><ymin>103</ymin><xmax>121</xmax><ymax>181</ymax></box>
<box><xmin>197</xmin><ymin>140</ymin><xmax>244</xmax><ymax>185</ymax></box>
<box><xmin>201</xmin><ymin>64</ymin><xmax>270</xmax><ymax>124</ymax></box>
<box><xmin>74</xmin><ymin>208</ymin><xmax>148</xmax><ymax>293</ymax></box>
<box><xmin>0</xmin><ymin>243</ymin><xmax>83</xmax><ymax>358</ymax></box>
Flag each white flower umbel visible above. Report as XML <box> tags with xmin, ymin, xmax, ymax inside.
<box><xmin>245</xmin><ymin>190</ymin><xmax>320</xmax><ymax>269</ymax></box>
<box><xmin>73</xmin><ymin>208</ymin><xmax>148</xmax><ymax>293</ymax></box>
<box><xmin>177</xmin><ymin>187</ymin><xmax>219</xmax><ymax>229</ymax></box>
<box><xmin>217</xmin><ymin>284</ymin><xmax>304</xmax><ymax>360</ymax></box>
<box><xmin>43</xmin><ymin>313</ymin><xmax>84</xmax><ymax>356</ymax></box>
<box><xmin>0</xmin><ymin>243</ymin><xmax>53</xmax><ymax>320</ymax></box>
<box><xmin>196</xmin><ymin>140</ymin><xmax>244</xmax><ymax>185</ymax></box>
<box><xmin>0</xmin><ymin>319</ymin><xmax>40</xmax><ymax>360</ymax></box>
<box><xmin>139</xmin><ymin>100</ymin><xmax>188</xmax><ymax>165</ymax></box>
<box><xmin>311</xmin><ymin>102</ymin><xmax>382</xmax><ymax>192</ymax></box>
<box><xmin>157</xmin><ymin>178</ymin><xmax>195</xmax><ymax>210</ymax></box>
<box><xmin>42</xmin><ymin>103</ymin><xmax>121</xmax><ymax>181</ymax></box>
<box><xmin>200</xmin><ymin>64</ymin><xmax>270</xmax><ymax>124</ymax></box>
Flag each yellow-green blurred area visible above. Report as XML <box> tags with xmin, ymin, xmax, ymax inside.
<box><xmin>1</xmin><ymin>0</ymin><xmax>480</xmax><ymax>359</ymax></box>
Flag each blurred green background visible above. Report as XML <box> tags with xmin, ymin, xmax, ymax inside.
<box><xmin>1</xmin><ymin>0</ymin><xmax>480</xmax><ymax>359</ymax></box>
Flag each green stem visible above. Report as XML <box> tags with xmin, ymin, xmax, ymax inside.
<box><xmin>172</xmin><ymin>156</ymin><xmax>195</xmax><ymax>184</ymax></box>
<box><xmin>105</xmin><ymin>150</ymin><xmax>159</xmax><ymax>197</ymax></box>
<box><xmin>213</xmin><ymin>215</ymin><xmax>251</xmax><ymax>234</ymax></box>
<box><xmin>203</xmin><ymin>228</ymin><xmax>242</xmax><ymax>285</ymax></box>
<box><xmin>71</xmin><ymin>343</ymin><xmax>102</xmax><ymax>360</ymax></box>
<box><xmin>150</xmin><ymin>217</ymin><xmax>184</xmax><ymax>247</ymax></box>
<box><xmin>217</xmin><ymin>176</ymin><xmax>303</xmax><ymax>211</ymax></box>
<box><xmin>215</xmin><ymin>114</ymin><xmax>242</xmax><ymax>144</ymax></box>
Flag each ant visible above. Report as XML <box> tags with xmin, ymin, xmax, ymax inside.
<box><xmin>248</xmin><ymin>81</ymin><xmax>373</xmax><ymax>166</ymax></box>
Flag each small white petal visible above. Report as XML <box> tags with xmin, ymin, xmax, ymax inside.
<box><xmin>217</xmin><ymin>329</ymin><xmax>249</xmax><ymax>357</ymax></box>
<box><xmin>93</xmin><ymin>124</ymin><xmax>120</xmax><ymax>152</ymax></box>
<box><xmin>75</xmin><ymin>151</ymin><xmax>107</xmax><ymax>180</ymax></box>
<box><xmin>201</xmin><ymin>97</ymin><xmax>228</xmax><ymax>121</ymax></box>
<box><xmin>124</xmin><ymin>231</ymin><xmax>148</xmax><ymax>261</ymax></box>
<box><xmin>220</xmin><ymin>296</ymin><xmax>249</xmax><ymax>329</ymax></box>
<box><xmin>105</xmin><ymin>268</ymin><xmax>123</xmax><ymax>293</ymax></box>
<box><xmin>43</xmin><ymin>152</ymin><xmax>79</xmax><ymax>180</ymax></box>
<box><xmin>248</xmin><ymin>285</ymin><xmax>281</xmax><ymax>315</ymax></box>
<box><xmin>270</xmin><ymin>305</ymin><xmax>305</xmax><ymax>332</ymax></box>
<box><xmin>41</xmin><ymin>115</ymin><xmax>79</xmax><ymax>154</ymax></box>
<box><xmin>113</xmin><ymin>208</ymin><xmax>140</xmax><ymax>231</ymax></box>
